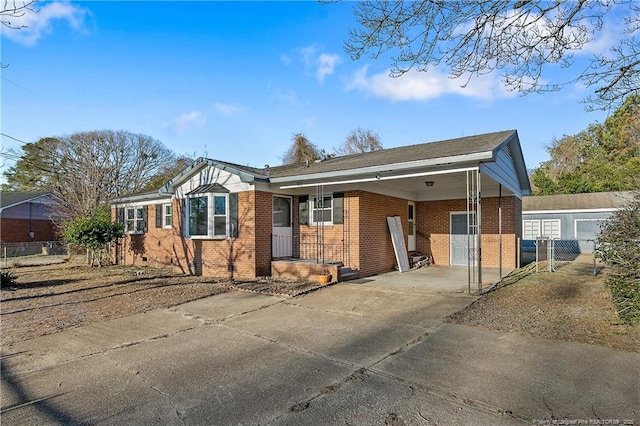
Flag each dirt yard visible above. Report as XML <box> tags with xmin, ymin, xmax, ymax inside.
<box><xmin>0</xmin><ymin>261</ymin><xmax>321</xmax><ymax>346</ymax></box>
<box><xmin>450</xmin><ymin>262</ymin><xmax>640</xmax><ymax>353</ymax></box>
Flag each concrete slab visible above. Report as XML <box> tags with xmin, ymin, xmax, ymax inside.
<box><xmin>291</xmin><ymin>283</ymin><xmax>477</xmax><ymax>328</ymax></box>
<box><xmin>2</xmin><ymin>324</ymin><xmax>354</xmax><ymax>425</ymax></box>
<box><xmin>376</xmin><ymin>323</ymin><xmax>640</xmax><ymax>422</ymax></box>
<box><xmin>1</xmin><ymin>309</ymin><xmax>203</xmax><ymax>376</ymax></box>
<box><xmin>172</xmin><ymin>290</ymin><xmax>282</xmax><ymax>321</ymax></box>
<box><xmin>351</xmin><ymin>264</ymin><xmax>510</xmax><ymax>294</ymax></box>
<box><xmin>223</xmin><ymin>301</ymin><xmax>426</xmax><ymax>366</ymax></box>
<box><xmin>275</xmin><ymin>367</ymin><xmax>525</xmax><ymax>425</ymax></box>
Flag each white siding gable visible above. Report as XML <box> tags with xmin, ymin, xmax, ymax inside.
<box><xmin>175</xmin><ymin>165</ymin><xmax>252</xmax><ymax>196</ymax></box>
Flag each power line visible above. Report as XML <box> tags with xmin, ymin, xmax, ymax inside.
<box><xmin>0</xmin><ymin>132</ymin><xmax>31</xmax><ymax>145</ymax></box>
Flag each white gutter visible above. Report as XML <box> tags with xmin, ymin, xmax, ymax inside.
<box><xmin>279</xmin><ymin>166</ymin><xmax>480</xmax><ymax>189</ymax></box>
<box><xmin>270</xmin><ymin>151</ymin><xmax>493</xmax><ymax>184</ymax></box>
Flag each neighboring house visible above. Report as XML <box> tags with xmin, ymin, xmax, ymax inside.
<box><xmin>111</xmin><ymin>130</ymin><xmax>531</xmax><ymax>282</ymax></box>
<box><xmin>522</xmin><ymin>191</ymin><xmax>636</xmax><ymax>253</ymax></box>
<box><xmin>0</xmin><ymin>192</ymin><xmax>60</xmax><ymax>242</ymax></box>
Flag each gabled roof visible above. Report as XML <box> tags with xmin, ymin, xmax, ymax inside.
<box><xmin>523</xmin><ymin>191</ymin><xmax>638</xmax><ymax>212</ymax></box>
<box><xmin>267</xmin><ymin>130</ymin><xmax>517</xmax><ymax>180</ymax></box>
<box><xmin>114</xmin><ymin>129</ymin><xmax>529</xmax><ymax>203</ymax></box>
<box><xmin>0</xmin><ymin>192</ymin><xmax>55</xmax><ymax>211</ymax></box>
<box><xmin>160</xmin><ymin>158</ymin><xmax>269</xmax><ymax>194</ymax></box>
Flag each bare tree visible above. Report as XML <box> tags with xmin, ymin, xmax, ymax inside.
<box><xmin>1</xmin><ymin>0</ymin><xmax>36</xmax><ymax>29</ymax></box>
<box><xmin>1</xmin><ymin>0</ymin><xmax>37</xmax><ymax>67</ymax></box>
<box><xmin>334</xmin><ymin>127</ymin><xmax>383</xmax><ymax>155</ymax></box>
<box><xmin>281</xmin><ymin>132</ymin><xmax>322</xmax><ymax>164</ymax></box>
<box><xmin>345</xmin><ymin>1</ymin><xmax>639</xmax><ymax>110</ymax></box>
<box><xmin>4</xmin><ymin>130</ymin><xmax>177</xmax><ymax>218</ymax></box>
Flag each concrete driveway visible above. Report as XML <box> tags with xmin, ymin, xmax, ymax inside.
<box><xmin>2</xmin><ymin>279</ymin><xmax>639</xmax><ymax>425</ymax></box>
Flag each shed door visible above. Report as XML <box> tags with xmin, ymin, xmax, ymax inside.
<box><xmin>272</xmin><ymin>196</ymin><xmax>292</xmax><ymax>258</ymax></box>
<box><xmin>450</xmin><ymin>213</ymin><xmax>476</xmax><ymax>266</ymax></box>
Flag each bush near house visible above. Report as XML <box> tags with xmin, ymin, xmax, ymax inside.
<box><xmin>62</xmin><ymin>208</ymin><xmax>125</xmax><ymax>267</ymax></box>
<box><xmin>597</xmin><ymin>195</ymin><xmax>640</xmax><ymax>325</ymax></box>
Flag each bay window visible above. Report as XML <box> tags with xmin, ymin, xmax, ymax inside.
<box><xmin>186</xmin><ymin>191</ymin><xmax>237</xmax><ymax>239</ymax></box>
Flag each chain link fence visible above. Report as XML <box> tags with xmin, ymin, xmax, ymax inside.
<box><xmin>1</xmin><ymin>241</ymin><xmax>69</xmax><ymax>267</ymax></box>
<box><xmin>523</xmin><ymin>238</ymin><xmax>603</xmax><ymax>276</ymax></box>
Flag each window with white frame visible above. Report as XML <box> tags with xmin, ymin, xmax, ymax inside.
<box><xmin>187</xmin><ymin>194</ymin><xmax>228</xmax><ymax>238</ymax></box>
<box><xmin>523</xmin><ymin>219</ymin><xmax>561</xmax><ymax>239</ymax></box>
<box><xmin>523</xmin><ymin>220</ymin><xmax>540</xmax><ymax>240</ymax></box>
<box><xmin>125</xmin><ymin>206</ymin><xmax>146</xmax><ymax>233</ymax></box>
<box><xmin>311</xmin><ymin>195</ymin><xmax>332</xmax><ymax>225</ymax></box>
<box><xmin>542</xmin><ymin>219</ymin><xmax>561</xmax><ymax>239</ymax></box>
<box><xmin>163</xmin><ymin>203</ymin><xmax>172</xmax><ymax>228</ymax></box>
<box><xmin>575</xmin><ymin>219</ymin><xmax>602</xmax><ymax>240</ymax></box>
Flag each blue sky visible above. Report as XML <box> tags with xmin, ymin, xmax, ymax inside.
<box><xmin>1</xmin><ymin>1</ymin><xmax>619</xmax><ymax>178</ymax></box>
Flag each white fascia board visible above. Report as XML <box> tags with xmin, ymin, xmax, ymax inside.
<box><xmin>279</xmin><ymin>166</ymin><xmax>480</xmax><ymax>189</ymax></box>
<box><xmin>271</xmin><ymin>152</ymin><xmax>492</xmax><ymax>185</ymax></box>
<box><xmin>523</xmin><ymin>208</ymin><xmax>619</xmax><ymax>215</ymax></box>
<box><xmin>111</xmin><ymin>193</ymin><xmax>171</xmax><ymax>206</ymax></box>
<box><xmin>161</xmin><ymin>160</ymin><xmax>209</xmax><ymax>194</ymax></box>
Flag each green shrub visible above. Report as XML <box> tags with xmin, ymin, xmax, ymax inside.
<box><xmin>596</xmin><ymin>194</ymin><xmax>640</xmax><ymax>325</ymax></box>
<box><xmin>1</xmin><ymin>269</ymin><xmax>17</xmax><ymax>289</ymax></box>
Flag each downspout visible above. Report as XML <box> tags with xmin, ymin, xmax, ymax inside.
<box><xmin>499</xmin><ymin>184</ymin><xmax>503</xmax><ymax>280</ymax></box>
<box><xmin>477</xmin><ymin>169</ymin><xmax>482</xmax><ymax>293</ymax></box>
<box><xmin>466</xmin><ymin>170</ymin><xmax>471</xmax><ymax>294</ymax></box>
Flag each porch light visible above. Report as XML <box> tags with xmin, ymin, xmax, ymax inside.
<box><xmin>425</xmin><ymin>181</ymin><xmax>435</xmax><ymax>187</ymax></box>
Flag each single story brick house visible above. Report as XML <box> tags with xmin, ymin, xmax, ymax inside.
<box><xmin>111</xmin><ymin>130</ymin><xmax>530</xmax><ymax>283</ymax></box>
<box><xmin>1</xmin><ymin>192</ymin><xmax>60</xmax><ymax>243</ymax></box>
<box><xmin>522</xmin><ymin>191</ymin><xmax>637</xmax><ymax>253</ymax></box>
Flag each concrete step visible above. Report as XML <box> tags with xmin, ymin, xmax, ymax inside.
<box><xmin>339</xmin><ymin>267</ymin><xmax>360</xmax><ymax>281</ymax></box>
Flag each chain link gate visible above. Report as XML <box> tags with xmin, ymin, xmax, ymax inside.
<box><xmin>532</xmin><ymin>238</ymin><xmax>599</xmax><ymax>276</ymax></box>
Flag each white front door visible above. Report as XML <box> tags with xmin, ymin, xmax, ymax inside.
<box><xmin>272</xmin><ymin>195</ymin><xmax>292</xmax><ymax>258</ymax></box>
<box><xmin>407</xmin><ymin>201</ymin><xmax>416</xmax><ymax>252</ymax></box>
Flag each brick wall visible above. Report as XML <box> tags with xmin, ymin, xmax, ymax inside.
<box><xmin>354</xmin><ymin>190</ymin><xmax>407</xmax><ymax>277</ymax></box>
<box><xmin>114</xmin><ymin>191</ymin><xmax>263</xmax><ymax>279</ymax></box>
<box><xmin>0</xmin><ymin>218</ymin><xmax>59</xmax><ymax>242</ymax></box>
<box><xmin>416</xmin><ymin>196</ymin><xmax>521</xmax><ymax>269</ymax></box>
<box><xmin>254</xmin><ymin>191</ymin><xmax>272</xmax><ymax>276</ymax></box>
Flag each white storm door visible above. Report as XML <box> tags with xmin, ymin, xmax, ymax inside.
<box><xmin>450</xmin><ymin>212</ymin><xmax>477</xmax><ymax>266</ymax></box>
<box><xmin>407</xmin><ymin>201</ymin><xmax>416</xmax><ymax>252</ymax></box>
<box><xmin>272</xmin><ymin>196</ymin><xmax>292</xmax><ymax>257</ymax></box>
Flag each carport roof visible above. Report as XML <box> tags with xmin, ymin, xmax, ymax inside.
<box><xmin>266</xmin><ymin>130</ymin><xmax>516</xmax><ymax>179</ymax></box>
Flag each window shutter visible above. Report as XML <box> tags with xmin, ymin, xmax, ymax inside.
<box><xmin>333</xmin><ymin>193</ymin><xmax>344</xmax><ymax>224</ymax></box>
<box><xmin>229</xmin><ymin>193</ymin><xmax>239</xmax><ymax>237</ymax></box>
<box><xmin>142</xmin><ymin>206</ymin><xmax>148</xmax><ymax>232</ymax></box>
<box><xmin>299</xmin><ymin>195</ymin><xmax>309</xmax><ymax>225</ymax></box>
<box><xmin>155</xmin><ymin>204</ymin><xmax>163</xmax><ymax>228</ymax></box>
<box><xmin>117</xmin><ymin>207</ymin><xmax>124</xmax><ymax>223</ymax></box>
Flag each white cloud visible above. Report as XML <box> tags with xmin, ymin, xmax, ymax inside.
<box><xmin>1</xmin><ymin>1</ymin><xmax>91</xmax><ymax>46</ymax></box>
<box><xmin>295</xmin><ymin>45</ymin><xmax>341</xmax><ymax>83</ymax></box>
<box><xmin>346</xmin><ymin>65</ymin><xmax>516</xmax><ymax>102</ymax></box>
<box><xmin>171</xmin><ymin>111</ymin><xmax>205</xmax><ymax>134</ymax></box>
<box><xmin>213</xmin><ymin>103</ymin><xmax>242</xmax><ymax>117</ymax></box>
<box><xmin>316</xmin><ymin>53</ymin><xmax>341</xmax><ymax>83</ymax></box>
<box><xmin>298</xmin><ymin>45</ymin><xmax>317</xmax><ymax>67</ymax></box>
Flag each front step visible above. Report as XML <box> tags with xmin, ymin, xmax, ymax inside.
<box><xmin>339</xmin><ymin>266</ymin><xmax>360</xmax><ymax>281</ymax></box>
